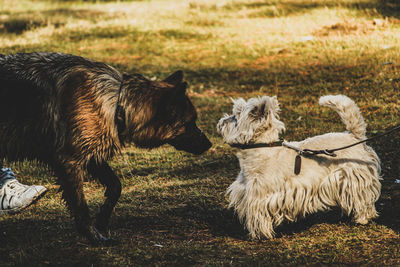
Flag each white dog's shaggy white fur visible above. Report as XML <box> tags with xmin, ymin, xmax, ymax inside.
<box><xmin>217</xmin><ymin>95</ymin><xmax>381</xmax><ymax>239</ymax></box>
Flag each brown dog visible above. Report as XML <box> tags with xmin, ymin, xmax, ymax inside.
<box><xmin>0</xmin><ymin>52</ymin><xmax>212</xmax><ymax>244</ymax></box>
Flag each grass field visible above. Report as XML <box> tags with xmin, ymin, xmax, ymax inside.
<box><xmin>1</xmin><ymin>0</ymin><xmax>400</xmax><ymax>265</ymax></box>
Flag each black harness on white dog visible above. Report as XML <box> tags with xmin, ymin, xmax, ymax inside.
<box><xmin>229</xmin><ymin>124</ymin><xmax>400</xmax><ymax>175</ymax></box>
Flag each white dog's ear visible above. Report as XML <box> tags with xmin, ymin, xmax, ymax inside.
<box><xmin>231</xmin><ymin>97</ymin><xmax>246</xmax><ymax>115</ymax></box>
<box><xmin>270</xmin><ymin>96</ymin><xmax>281</xmax><ymax>118</ymax></box>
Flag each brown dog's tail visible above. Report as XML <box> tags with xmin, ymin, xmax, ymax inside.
<box><xmin>319</xmin><ymin>95</ymin><xmax>366</xmax><ymax>140</ymax></box>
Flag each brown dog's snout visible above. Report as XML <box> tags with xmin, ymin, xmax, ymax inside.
<box><xmin>168</xmin><ymin>125</ymin><xmax>212</xmax><ymax>155</ymax></box>
<box><xmin>195</xmin><ymin>130</ymin><xmax>212</xmax><ymax>154</ymax></box>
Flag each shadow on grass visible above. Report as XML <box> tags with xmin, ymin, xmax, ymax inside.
<box><xmin>1</xmin><ymin>7</ymin><xmax>214</xmax><ymax>41</ymax></box>
<box><xmin>58</xmin><ymin>27</ymin><xmax>212</xmax><ymax>43</ymax></box>
<box><xmin>180</xmin><ymin>62</ymin><xmax>393</xmax><ymax>98</ymax></box>
<box><xmin>164</xmin><ymin>200</ymin><xmax>381</xmax><ymax>241</ymax></box>
<box><xmin>0</xmin><ymin>217</ymin><xmax>112</xmax><ymax>266</ymax></box>
<box><xmin>370</xmin><ymin>134</ymin><xmax>400</xmax><ymax>232</ymax></box>
<box><xmin>377</xmin><ymin>0</ymin><xmax>400</xmax><ymax>18</ymax></box>
<box><xmin>0</xmin><ymin>8</ymin><xmax>109</xmax><ymax>34</ymax></box>
<box><xmin>0</xmin><ymin>17</ymin><xmax>49</xmax><ymax>34</ymax></box>
<box><xmin>125</xmin><ymin>153</ymin><xmax>238</xmax><ymax>180</ymax></box>
<box><xmin>229</xmin><ymin>0</ymin><xmax>400</xmax><ymax>19</ymax></box>
<box><xmin>113</xmin><ymin>203</ymin><xmax>247</xmax><ymax>241</ymax></box>
<box><xmin>172</xmin><ymin>202</ymin><xmax>350</xmax><ymax>240</ymax></box>
<box><xmin>115</xmin><ymin>192</ymin><xmax>391</xmax><ymax>243</ymax></box>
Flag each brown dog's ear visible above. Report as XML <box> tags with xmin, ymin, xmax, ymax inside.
<box><xmin>176</xmin><ymin>81</ymin><xmax>187</xmax><ymax>94</ymax></box>
<box><xmin>163</xmin><ymin>70</ymin><xmax>183</xmax><ymax>86</ymax></box>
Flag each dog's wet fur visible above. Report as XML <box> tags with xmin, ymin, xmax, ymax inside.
<box><xmin>0</xmin><ymin>52</ymin><xmax>212</xmax><ymax>244</ymax></box>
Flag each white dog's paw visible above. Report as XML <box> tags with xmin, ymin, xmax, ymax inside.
<box><xmin>354</xmin><ymin>217</ymin><xmax>369</xmax><ymax>225</ymax></box>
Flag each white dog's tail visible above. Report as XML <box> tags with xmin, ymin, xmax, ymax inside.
<box><xmin>319</xmin><ymin>95</ymin><xmax>366</xmax><ymax>139</ymax></box>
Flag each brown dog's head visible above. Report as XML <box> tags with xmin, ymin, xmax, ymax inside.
<box><xmin>117</xmin><ymin>71</ymin><xmax>211</xmax><ymax>155</ymax></box>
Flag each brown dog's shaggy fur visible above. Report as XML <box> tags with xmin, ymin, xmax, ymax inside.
<box><xmin>0</xmin><ymin>52</ymin><xmax>212</xmax><ymax>244</ymax></box>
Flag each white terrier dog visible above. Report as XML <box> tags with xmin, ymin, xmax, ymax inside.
<box><xmin>217</xmin><ymin>95</ymin><xmax>381</xmax><ymax>239</ymax></box>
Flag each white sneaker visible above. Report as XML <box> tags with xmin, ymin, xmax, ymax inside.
<box><xmin>0</xmin><ymin>169</ymin><xmax>47</xmax><ymax>216</ymax></box>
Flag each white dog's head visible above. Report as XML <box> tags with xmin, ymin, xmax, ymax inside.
<box><xmin>217</xmin><ymin>96</ymin><xmax>285</xmax><ymax>144</ymax></box>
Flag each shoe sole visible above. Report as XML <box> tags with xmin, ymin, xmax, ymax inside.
<box><xmin>0</xmin><ymin>187</ymin><xmax>47</xmax><ymax>216</ymax></box>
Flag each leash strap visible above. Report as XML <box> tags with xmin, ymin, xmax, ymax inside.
<box><xmin>229</xmin><ymin>141</ymin><xmax>283</xmax><ymax>149</ymax></box>
<box><xmin>229</xmin><ymin>124</ymin><xmax>400</xmax><ymax>175</ymax></box>
<box><xmin>230</xmin><ymin>124</ymin><xmax>400</xmax><ymax>154</ymax></box>
<box><xmin>288</xmin><ymin>124</ymin><xmax>400</xmax><ymax>157</ymax></box>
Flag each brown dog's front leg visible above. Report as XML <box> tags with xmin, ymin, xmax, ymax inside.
<box><xmin>87</xmin><ymin>159</ymin><xmax>121</xmax><ymax>239</ymax></box>
<box><xmin>54</xmin><ymin>161</ymin><xmax>98</xmax><ymax>244</ymax></box>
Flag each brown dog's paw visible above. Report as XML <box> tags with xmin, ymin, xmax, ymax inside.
<box><xmin>92</xmin><ymin>226</ymin><xmax>119</xmax><ymax>246</ymax></box>
<box><xmin>79</xmin><ymin>225</ymin><xmax>118</xmax><ymax>246</ymax></box>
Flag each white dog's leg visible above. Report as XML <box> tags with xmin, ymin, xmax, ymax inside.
<box><xmin>227</xmin><ymin>173</ymin><xmax>278</xmax><ymax>239</ymax></box>
<box><xmin>320</xmin><ymin>167</ymin><xmax>380</xmax><ymax>224</ymax></box>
